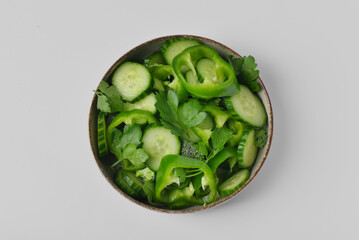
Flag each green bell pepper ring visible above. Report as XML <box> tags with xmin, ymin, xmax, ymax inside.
<box><xmin>106</xmin><ymin>109</ymin><xmax>157</xmax><ymax>158</ymax></box>
<box><xmin>152</xmin><ymin>65</ymin><xmax>188</xmax><ymax>102</ymax></box>
<box><xmin>172</xmin><ymin>45</ymin><xmax>240</xmax><ymax>99</ymax></box>
<box><xmin>155</xmin><ymin>155</ymin><xmax>217</xmax><ymax>208</ymax></box>
<box><xmin>207</xmin><ymin>147</ymin><xmax>237</xmax><ymax>173</ymax></box>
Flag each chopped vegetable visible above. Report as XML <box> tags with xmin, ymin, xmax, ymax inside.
<box><xmin>94</xmin><ymin>37</ymin><xmax>269</xmax><ymax>209</ymax></box>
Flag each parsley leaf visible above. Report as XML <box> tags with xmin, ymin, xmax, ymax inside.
<box><xmin>180</xmin><ymin>99</ymin><xmax>207</xmax><ymax>128</ymax></box>
<box><xmin>207</xmin><ymin>127</ymin><xmax>232</xmax><ymax>161</ymax></box>
<box><xmin>117</xmin><ymin>124</ymin><xmax>142</xmax><ymax>150</ymax></box>
<box><xmin>255</xmin><ymin>128</ymin><xmax>268</xmax><ymax>148</ymax></box>
<box><xmin>155</xmin><ymin>90</ymin><xmax>187</xmax><ymax>137</ymax></box>
<box><xmin>122</xmin><ymin>144</ymin><xmax>148</xmax><ymax>168</ymax></box>
<box><xmin>111</xmin><ymin>124</ymin><xmax>148</xmax><ymax>168</ymax></box>
<box><xmin>94</xmin><ymin>81</ymin><xmax>124</xmax><ymax>113</ymax></box>
<box><xmin>228</xmin><ymin>55</ymin><xmax>261</xmax><ymax>92</ymax></box>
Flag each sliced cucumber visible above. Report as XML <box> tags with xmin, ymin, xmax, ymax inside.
<box><xmin>237</xmin><ymin>128</ymin><xmax>258</xmax><ymax>168</ymax></box>
<box><xmin>142</xmin><ymin>126</ymin><xmax>181</xmax><ymax>171</ymax></box>
<box><xmin>123</xmin><ymin>93</ymin><xmax>157</xmax><ymax>114</ymax></box>
<box><xmin>161</xmin><ymin>37</ymin><xmax>201</xmax><ymax>65</ymax></box>
<box><xmin>218</xmin><ymin>169</ymin><xmax>250</xmax><ymax>197</ymax></box>
<box><xmin>185</xmin><ymin>70</ymin><xmax>200</xmax><ymax>85</ymax></box>
<box><xmin>224</xmin><ymin>84</ymin><xmax>267</xmax><ymax>127</ymax></box>
<box><xmin>115</xmin><ymin>169</ymin><xmax>144</xmax><ymax>198</ymax></box>
<box><xmin>144</xmin><ymin>52</ymin><xmax>166</xmax><ymax>69</ymax></box>
<box><xmin>97</xmin><ymin>111</ymin><xmax>108</xmax><ymax>157</ymax></box>
<box><xmin>112</xmin><ymin>62</ymin><xmax>152</xmax><ymax>102</ymax></box>
<box><xmin>196</xmin><ymin>58</ymin><xmax>222</xmax><ymax>83</ymax></box>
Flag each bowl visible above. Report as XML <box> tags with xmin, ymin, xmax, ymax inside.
<box><xmin>89</xmin><ymin>35</ymin><xmax>273</xmax><ymax>213</ymax></box>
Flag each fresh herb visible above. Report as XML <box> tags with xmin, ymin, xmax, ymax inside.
<box><xmin>207</xmin><ymin>127</ymin><xmax>233</xmax><ymax>161</ymax></box>
<box><xmin>111</xmin><ymin>124</ymin><xmax>148</xmax><ymax>168</ymax></box>
<box><xmin>255</xmin><ymin>128</ymin><xmax>268</xmax><ymax>148</ymax></box>
<box><xmin>228</xmin><ymin>55</ymin><xmax>261</xmax><ymax>92</ymax></box>
<box><xmin>122</xmin><ymin>144</ymin><xmax>148</xmax><ymax>168</ymax></box>
<box><xmin>179</xmin><ymin>99</ymin><xmax>207</xmax><ymax>128</ymax></box>
<box><xmin>116</xmin><ymin>124</ymin><xmax>142</xmax><ymax>150</ymax></box>
<box><xmin>94</xmin><ymin>81</ymin><xmax>124</xmax><ymax>113</ymax></box>
<box><xmin>136</xmin><ymin>167</ymin><xmax>155</xmax><ymax>181</ymax></box>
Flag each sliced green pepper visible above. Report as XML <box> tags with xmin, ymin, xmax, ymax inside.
<box><xmin>106</xmin><ymin>109</ymin><xmax>157</xmax><ymax>158</ymax></box>
<box><xmin>208</xmin><ymin>147</ymin><xmax>237</xmax><ymax>173</ymax></box>
<box><xmin>155</xmin><ymin>155</ymin><xmax>217</xmax><ymax>209</ymax></box>
<box><xmin>202</xmin><ymin>105</ymin><xmax>231</xmax><ymax>128</ymax></box>
<box><xmin>172</xmin><ymin>45</ymin><xmax>240</xmax><ymax>99</ymax></box>
<box><xmin>152</xmin><ymin>65</ymin><xmax>188</xmax><ymax>102</ymax></box>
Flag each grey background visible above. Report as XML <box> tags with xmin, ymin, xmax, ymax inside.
<box><xmin>1</xmin><ymin>0</ymin><xmax>358</xmax><ymax>239</ymax></box>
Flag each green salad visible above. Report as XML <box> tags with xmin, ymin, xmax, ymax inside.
<box><xmin>94</xmin><ymin>37</ymin><xmax>268</xmax><ymax>209</ymax></box>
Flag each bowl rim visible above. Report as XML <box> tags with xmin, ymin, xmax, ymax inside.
<box><xmin>89</xmin><ymin>34</ymin><xmax>273</xmax><ymax>213</ymax></box>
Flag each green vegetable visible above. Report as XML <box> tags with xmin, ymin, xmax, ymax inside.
<box><xmin>207</xmin><ymin>127</ymin><xmax>233</xmax><ymax>161</ymax></box>
<box><xmin>161</xmin><ymin>37</ymin><xmax>201</xmax><ymax>65</ymax></box>
<box><xmin>97</xmin><ymin>112</ymin><xmax>108</xmax><ymax>157</ymax></box>
<box><xmin>218</xmin><ymin>169</ymin><xmax>250</xmax><ymax>197</ymax></box>
<box><xmin>94</xmin><ymin>38</ymin><xmax>268</xmax><ymax>209</ymax></box>
<box><xmin>179</xmin><ymin>99</ymin><xmax>207</xmax><ymax>129</ymax></box>
<box><xmin>112</xmin><ymin>62</ymin><xmax>152</xmax><ymax>102</ymax></box>
<box><xmin>123</xmin><ymin>93</ymin><xmax>157</xmax><ymax>114</ymax></box>
<box><xmin>106</xmin><ymin>110</ymin><xmax>157</xmax><ymax>161</ymax></box>
<box><xmin>228</xmin><ymin>55</ymin><xmax>261</xmax><ymax>92</ymax></box>
<box><xmin>111</xmin><ymin>124</ymin><xmax>149</xmax><ymax>170</ymax></box>
<box><xmin>155</xmin><ymin>155</ymin><xmax>217</xmax><ymax>208</ymax></box>
<box><xmin>180</xmin><ymin>140</ymin><xmax>202</xmax><ymax>159</ymax></box>
<box><xmin>154</xmin><ymin>90</ymin><xmax>187</xmax><ymax>137</ymax></box>
<box><xmin>255</xmin><ymin>128</ymin><xmax>268</xmax><ymax>148</ymax></box>
<box><xmin>94</xmin><ymin>81</ymin><xmax>124</xmax><ymax>113</ymax></box>
<box><xmin>224</xmin><ymin>84</ymin><xmax>267</xmax><ymax>127</ymax></box>
<box><xmin>172</xmin><ymin>45</ymin><xmax>240</xmax><ymax>99</ymax></box>
<box><xmin>142</xmin><ymin>181</ymin><xmax>156</xmax><ymax>204</ymax></box>
<box><xmin>144</xmin><ymin>52</ymin><xmax>166</xmax><ymax>69</ymax></box>
<box><xmin>237</xmin><ymin>128</ymin><xmax>258</xmax><ymax>168</ymax></box>
<box><xmin>115</xmin><ymin>169</ymin><xmax>144</xmax><ymax>199</ymax></box>
<box><xmin>136</xmin><ymin>167</ymin><xmax>155</xmax><ymax>182</ymax></box>
<box><xmin>201</xmin><ymin>105</ymin><xmax>230</xmax><ymax>128</ymax></box>
<box><xmin>151</xmin><ymin>65</ymin><xmax>188</xmax><ymax>101</ymax></box>
<box><xmin>142</xmin><ymin>126</ymin><xmax>181</xmax><ymax>171</ymax></box>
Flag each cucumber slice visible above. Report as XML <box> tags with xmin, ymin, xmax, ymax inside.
<box><xmin>237</xmin><ymin>128</ymin><xmax>258</xmax><ymax>168</ymax></box>
<box><xmin>161</xmin><ymin>37</ymin><xmax>201</xmax><ymax>65</ymax></box>
<box><xmin>123</xmin><ymin>93</ymin><xmax>157</xmax><ymax>114</ymax></box>
<box><xmin>196</xmin><ymin>58</ymin><xmax>222</xmax><ymax>84</ymax></box>
<box><xmin>144</xmin><ymin>52</ymin><xmax>166</xmax><ymax>68</ymax></box>
<box><xmin>97</xmin><ymin>112</ymin><xmax>108</xmax><ymax>157</ymax></box>
<box><xmin>112</xmin><ymin>62</ymin><xmax>152</xmax><ymax>102</ymax></box>
<box><xmin>218</xmin><ymin>169</ymin><xmax>250</xmax><ymax>197</ymax></box>
<box><xmin>142</xmin><ymin>126</ymin><xmax>181</xmax><ymax>171</ymax></box>
<box><xmin>185</xmin><ymin>70</ymin><xmax>200</xmax><ymax>85</ymax></box>
<box><xmin>224</xmin><ymin>84</ymin><xmax>267</xmax><ymax>127</ymax></box>
<box><xmin>115</xmin><ymin>169</ymin><xmax>144</xmax><ymax>198</ymax></box>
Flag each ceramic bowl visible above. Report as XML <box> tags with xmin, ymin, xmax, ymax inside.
<box><xmin>89</xmin><ymin>35</ymin><xmax>273</xmax><ymax>213</ymax></box>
